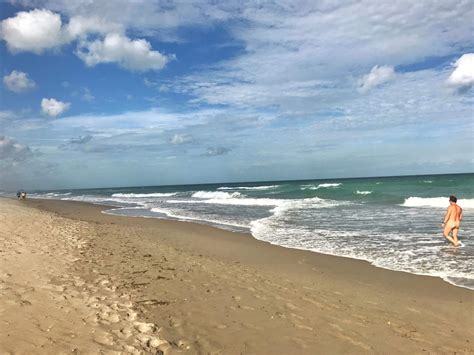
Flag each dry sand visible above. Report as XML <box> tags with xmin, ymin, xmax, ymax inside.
<box><xmin>0</xmin><ymin>199</ymin><xmax>167</xmax><ymax>354</ymax></box>
<box><xmin>1</xmin><ymin>198</ymin><xmax>473</xmax><ymax>354</ymax></box>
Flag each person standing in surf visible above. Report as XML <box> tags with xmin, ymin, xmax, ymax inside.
<box><xmin>442</xmin><ymin>195</ymin><xmax>462</xmax><ymax>246</ymax></box>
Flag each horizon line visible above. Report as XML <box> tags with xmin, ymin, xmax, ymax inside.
<box><xmin>15</xmin><ymin>171</ymin><xmax>474</xmax><ymax>193</ymax></box>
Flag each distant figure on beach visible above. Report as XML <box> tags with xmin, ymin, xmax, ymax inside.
<box><xmin>21</xmin><ymin>191</ymin><xmax>27</xmax><ymax>200</ymax></box>
<box><xmin>17</xmin><ymin>190</ymin><xmax>27</xmax><ymax>200</ymax></box>
<box><xmin>442</xmin><ymin>195</ymin><xmax>462</xmax><ymax>246</ymax></box>
<box><xmin>16</xmin><ymin>190</ymin><xmax>21</xmax><ymax>199</ymax></box>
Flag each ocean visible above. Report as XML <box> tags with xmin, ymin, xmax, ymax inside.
<box><xmin>27</xmin><ymin>173</ymin><xmax>473</xmax><ymax>289</ymax></box>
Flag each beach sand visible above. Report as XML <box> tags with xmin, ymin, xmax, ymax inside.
<box><xmin>1</xmin><ymin>198</ymin><xmax>473</xmax><ymax>354</ymax></box>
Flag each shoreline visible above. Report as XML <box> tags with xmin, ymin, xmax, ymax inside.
<box><xmin>25</xmin><ymin>198</ymin><xmax>474</xmax><ymax>297</ymax></box>
<box><xmin>32</xmin><ymin>197</ymin><xmax>473</xmax><ymax>291</ymax></box>
<box><xmin>2</xmin><ymin>197</ymin><xmax>473</xmax><ymax>353</ymax></box>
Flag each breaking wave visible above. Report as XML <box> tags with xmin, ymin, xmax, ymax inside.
<box><xmin>402</xmin><ymin>197</ymin><xmax>474</xmax><ymax>209</ymax></box>
<box><xmin>217</xmin><ymin>185</ymin><xmax>280</xmax><ymax>190</ymax></box>
<box><xmin>192</xmin><ymin>191</ymin><xmax>241</xmax><ymax>199</ymax></box>
<box><xmin>301</xmin><ymin>183</ymin><xmax>341</xmax><ymax>190</ymax></box>
<box><xmin>112</xmin><ymin>193</ymin><xmax>177</xmax><ymax>198</ymax></box>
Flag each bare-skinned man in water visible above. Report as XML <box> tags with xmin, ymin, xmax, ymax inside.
<box><xmin>442</xmin><ymin>195</ymin><xmax>462</xmax><ymax>247</ymax></box>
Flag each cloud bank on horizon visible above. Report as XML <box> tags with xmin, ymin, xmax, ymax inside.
<box><xmin>0</xmin><ymin>0</ymin><xmax>473</xmax><ymax>190</ymax></box>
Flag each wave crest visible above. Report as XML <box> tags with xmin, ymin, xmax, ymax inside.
<box><xmin>301</xmin><ymin>183</ymin><xmax>341</xmax><ymax>190</ymax></box>
<box><xmin>355</xmin><ymin>190</ymin><xmax>372</xmax><ymax>195</ymax></box>
<box><xmin>31</xmin><ymin>192</ymin><xmax>72</xmax><ymax>198</ymax></box>
<box><xmin>192</xmin><ymin>191</ymin><xmax>241</xmax><ymax>199</ymax></box>
<box><xmin>112</xmin><ymin>192</ymin><xmax>177</xmax><ymax>198</ymax></box>
<box><xmin>402</xmin><ymin>197</ymin><xmax>474</xmax><ymax>209</ymax></box>
<box><xmin>217</xmin><ymin>185</ymin><xmax>280</xmax><ymax>191</ymax></box>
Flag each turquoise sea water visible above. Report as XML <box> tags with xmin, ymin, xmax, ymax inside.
<box><xmin>27</xmin><ymin>173</ymin><xmax>474</xmax><ymax>289</ymax></box>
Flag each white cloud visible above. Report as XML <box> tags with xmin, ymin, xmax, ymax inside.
<box><xmin>0</xmin><ymin>8</ymin><xmax>171</xmax><ymax>72</ymax></box>
<box><xmin>52</xmin><ymin>108</ymin><xmax>222</xmax><ymax>135</ymax></box>
<box><xmin>65</xmin><ymin>15</ymin><xmax>122</xmax><ymax>39</ymax></box>
<box><xmin>447</xmin><ymin>53</ymin><xmax>474</xmax><ymax>91</ymax></box>
<box><xmin>76</xmin><ymin>33</ymin><xmax>172</xmax><ymax>71</ymax></box>
<box><xmin>358</xmin><ymin>65</ymin><xmax>396</xmax><ymax>93</ymax></box>
<box><xmin>0</xmin><ymin>136</ymin><xmax>33</xmax><ymax>162</ymax></box>
<box><xmin>160</xmin><ymin>1</ymin><xmax>472</xmax><ymax>113</ymax></box>
<box><xmin>13</xmin><ymin>0</ymin><xmax>228</xmax><ymax>41</ymax></box>
<box><xmin>1</xmin><ymin>1</ymin><xmax>473</xmax><ymax>187</ymax></box>
<box><xmin>313</xmin><ymin>67</ymin><xmax>474</xmax><ymax>131</ymax></box>
<box><xmin>0</xmin><ymin>111</ymin><xmax>17</xmax><ymax>122</ymax></box>
<box><xmin>81</xmin><ymin>88</ymin><xmax>95</xmax><ymax>102</ymax></box>
<box><xmin>41</xmin><ymin>98</ymin><xmax>71</xmax><ymax>117</ymax></box>
<box><xmin>0</xmin><ymin>9</ymin><xmax>65</xmax><ymax>53</ymax></box>
<box><xmin>144</xmin><ymin>78</ymin><xmax>156</xmax><ymax>87</ymax></box>
<box><xmin>170</xmin><ymin>134</ymin><xmax>193</xmax><ymax>145</ymax></box>
<box><xmin>0</xmin><ymin>9</ymin><xmax>122</xmax><ymax>53</ymax></box>
<box><xmin>3</xmin><ymin>70</ymin><xmax>36</xmax><ymax>92</ymax></box>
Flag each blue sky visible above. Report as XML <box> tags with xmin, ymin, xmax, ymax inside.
<box><xmin>0</xmin><ymin>0</ymin><xmax>473</xmax><ymax>190</ymax></box>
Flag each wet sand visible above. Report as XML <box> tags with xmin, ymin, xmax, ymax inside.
<box><xmin>1</xmin><ymin>197</ymin><xmax>473</xmax><ymax>354</ymax></box>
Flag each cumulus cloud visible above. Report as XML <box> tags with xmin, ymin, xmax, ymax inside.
<box><xmin>0</xmin><ymin>9</ymin><xmax>120</xmax><ymax>53</ymax></box>
<box><xmin>0</xmin><ymin>9</ymin><xmax>172</xmax><ymax>72</ymax></box>
<box><xmin>76</xmin><ymin>33</ymin><xmax>172</xmax><ymax>71</ymax></box>
<box><xmin>0</xmin><ymin>9</ymin><xmax>65</xmax><ymax>53</ymax></box>
<box><xmin>447</xmin><ymin>53</ymin><xmax>474</xmax><ymax>92</ymax></box>
<box><xmin>205</xmin><ymin>146</ymin><xmax>230</xmax><ymax>156</ymax></box>
<box><xmin>170</xmin><ymin>133</ymin><xmax>193</xmax><ymax>145</ymax></box>
<box><xmin>65</xmin><ymin>15</ymin><xmax>122</xmax><ymax>39</ymax></box>
<box><xmin>41</xmin><ymin>98</ymin><xmax>71</xmax><ymax>117</ymax></box>
<box><xmin>358</xmin><ymin>65</ymin><xmax>396</xmax><ymax>93</ymax></box>
<box><xmin>0</xmin><ymin>136</ymin><xmax>34</xmax><ymax>163</ymax></box>
<box><xmin>3</xmin><ymin>70</ymin><xmax>36</xmax><ymax>92</ymax></box>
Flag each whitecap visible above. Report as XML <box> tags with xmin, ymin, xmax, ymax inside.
<box><xmin>111</xmin><ymin>192</ymin><xmax>177</xmax><ymax>198</ymax></box>
<box><xmin>168</xmin><ymin>197</ymin><xmax>279</xmax><ymax>206</ymax></box>
<box><xmin>301</xmin><ymin>183</ymin><xmax>341</xmax><ymax>190</ymax></box>
<box><xmin>32</xmin><ymin>192</ymin><xmax>72</xmax><ymax>198</ymax></box>
<box><xmin>217</xmin><ymin>185</ymin><xmax>280</xmax><ymax>191</ymax></box>
<box><xmin>192</xmin><ymin>191</ymin><xmax>241</xmax><ymax>199</ymax></box>
<box><xmin>402</xmin><ymin>197</ymin><xmax>474</xmax><ymax>209</ymax></box>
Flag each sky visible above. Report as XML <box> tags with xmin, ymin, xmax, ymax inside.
<box><xmin>0</xmin><ymin>0</ymin><xmax>473</xmax><ymax>190</ymax></box>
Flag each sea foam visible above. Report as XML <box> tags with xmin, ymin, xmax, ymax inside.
<box><xmin>301</xmin><ymin>183</ymin><xmax>341</xmax><ymax>190</ymax></box>
<box><xmin>402</xmin><ymin>197</ymin><xmax>474</xmax><ymax>209</ymax></box>
<box><xmin>355</xmin><ymin>190</ymin><xmax>372</xmax><ymax>195</ymax></box>
<box><xmin>111</xmin><ymin>193</ymin><xmax>177</xmax><ymax>198</ymax></box>
<box><xmin>149</xmin><ymin>207</ymin><xmax>248</xmax><ymax>229</ymax></box>
<box><xmin>217</xmin><ymin>185</ymin><xmax>280</xmax><ymax>190</ymax></box>
<box><xmin>32</xmin><ymin>192</ymin><xmax>72</xmax><ymax>198</ymax></box>
<box><xmin>192</xmin><ymin>191</ymin><xmax>241</xmax><ymax>199</ymax></box>
<box><xmin>168</xmin><ymin>198</ymin><xmax>279</xmax><ymax>206</ymax></box>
